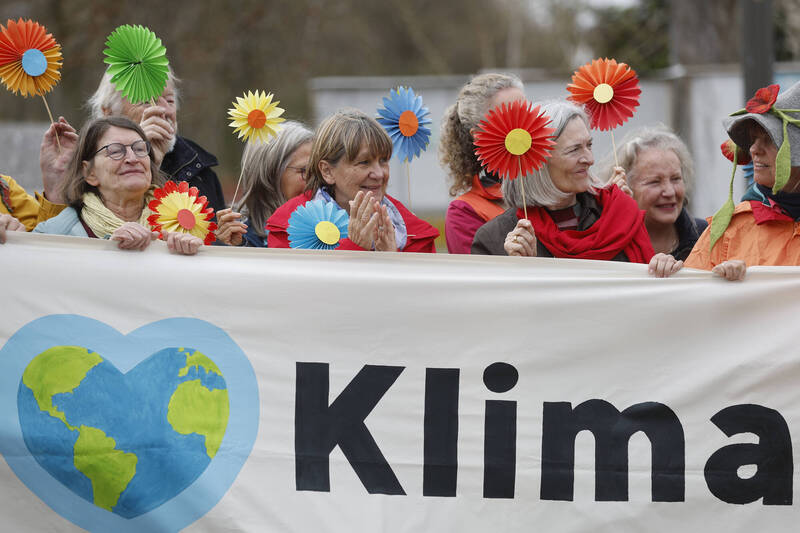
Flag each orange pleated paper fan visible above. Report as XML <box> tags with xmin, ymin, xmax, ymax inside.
<box><xmin>0</xmin><ymin>18</ymin><xmax>62</xmax><ymax>97</ymax></box>
<box><xmin>473</xmin><ymin>100</ymin><xmax>555</xmax><ymax>180</ymax></box>
<box><xmin>566</xmin><ymin>58</ymin><xmax>640</xmax><ymax>131</ymax></box>
<box><xmin>148</xmin><ymin>180</ymin><xmax>217</xmax><ymax>245</ymax></box>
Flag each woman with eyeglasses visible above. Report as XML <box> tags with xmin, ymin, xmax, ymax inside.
<box><xmin>32</xmin><ymin>116</ymin><xmax>202</xmax><ymax>254</ymax></box>
<box><xmin>215</xmin><ymin>121</ymin><xmax>314</xmax><ymax>247</ymax></box>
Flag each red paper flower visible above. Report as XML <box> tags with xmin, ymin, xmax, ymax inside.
<box><xmin>566</xmin><ymin>58</ymin><xmax>641</xmax><ymax>131</ymax></box>
<box><xmin>473</xmin><ymin>100</ymin><xmax>555</xmax><ymax>180</ymax></box>
<box><xmin>720</xmin><ymin>139</ymin><xmax>752</xmax><ymax>165</ymax></box>
<box><xmin>745</xmin><ymin>84</ymin><xmax>779</xmax><ymax>114</ymax></box>
<box><xmin>148</xmin><ymin>180</ymin><xmax>217</xmax><ymax>245</ymax></box>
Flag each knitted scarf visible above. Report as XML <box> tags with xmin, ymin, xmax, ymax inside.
<box><xmin>80</xmin><ymin>187</ymin><xmax>156</xmax><ymax>239</ymax></box>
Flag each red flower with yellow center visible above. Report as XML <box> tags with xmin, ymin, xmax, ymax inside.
<box><xmin>148</xmin><ymin>181</ymin><xmax>217</xmax><ymax>245</ymax></box>
<box><xmin>473</xmin><ymin>100</ymin><xmax>555</xmax><ymax>180</ymax></box>
<box><xmin>566</xmin><ymin>58</ymin><xmax>641</xmax><ymax>131</ymax></box>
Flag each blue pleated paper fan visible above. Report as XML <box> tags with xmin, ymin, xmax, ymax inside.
<box><xmin>287</xmin><ymin>199</ymin><xmax>349</xmax><ymax>250</ymax></box>
<box><xmin>376</xmin><ymin>86</ymin><xmax>432</xmax><ymax>162</ymax></box>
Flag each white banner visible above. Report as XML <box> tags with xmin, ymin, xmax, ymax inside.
<box><xmin>2</xmin><ymin>232</ymin><xmax>800</xmax><ymax>532</ymax></box>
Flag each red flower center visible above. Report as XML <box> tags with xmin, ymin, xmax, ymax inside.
<box><xmin>398</xmin><ymin>110</ymin><xmax>419</xmax><ymax>137</ymax></box>
<box><xmin>745</xmin><ymin>84</ymin><xmax>780</xmax><ymax>114</ymax></box>
<box><xmin>176</xmin><ymin>208</ymin><xmax>197</xmax><ymax>230</ymax></box>
<box><xmin>247</xmin><ymin>109</ymin><xmax>267</xmax><ymax>129</ymax></box>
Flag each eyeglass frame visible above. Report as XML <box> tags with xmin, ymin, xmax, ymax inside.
<box><xmin>286</xmin><ymin>165</ymin><xmax>307</xmax><ymax>179</ymax></box>
<box><xmin>90</xmin><ymin>140</ymin><xmax>152</xmax><ymax>160</ymax></box>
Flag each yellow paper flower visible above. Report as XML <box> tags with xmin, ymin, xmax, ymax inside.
<box><xmin>0</xmin><ymin>19</ymin><xmax>62</xmax><ymax>97</ymax></box>
<box><xmin>228</xmin><ymin>90</ymin><xmax>285</xmax><ymax>144</ymax></box>
<box><xmin>148</xmin><ymin>181</ymin><xmax>217</xmax><ymax>244</ymax></box>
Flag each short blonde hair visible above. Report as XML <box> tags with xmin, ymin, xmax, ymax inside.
<box><xmin>305</xmin><ymin>109</ymin><xmax>393</xmax><ymax>193</ymax></box>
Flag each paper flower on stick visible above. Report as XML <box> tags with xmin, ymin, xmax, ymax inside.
<box><xmin>0</xmin><ymin>19</ymin><xmax>62</xmax><ymax>97</ymax></box>
<box><xmin>103</xmin><ymin>25</ymin><xmax>169</xmax><ymax>104</ymax></box>
<box><xmin>228</xmin><ymin>90</ymin><xmax>285</xmax><ymax>144</ymax></box>
<box><xmin>376</xmin><ymin>86</ymin><xmax>432</xmax><ymax>162</ymax></box>
<box><xmin>148</xmin><ymin>180</ymin><xmax>217</xmax><ymax>245</ymax></box>
<box><xmin>473</xmin><ymin>100</ymin><xmax>555</xmax><ymax>180</ymax></box>
<box><xmin>287</xmin><ymin>199</ymin><xmax>349</xmax><ymax>250</ymax></box>
<box><xmin>567</xmin><ymin>58</ymin><xmax>641</xmax><ymax>131</ymax></box>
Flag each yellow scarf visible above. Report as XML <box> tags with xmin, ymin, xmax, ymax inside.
<box><xmin>80</xmin><ymin>187</ymin><xmax>156</xmax><ymax>239</ymax></box>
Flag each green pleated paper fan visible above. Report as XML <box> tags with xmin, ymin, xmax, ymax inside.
<box><xmin>103</xmin><ymin>24</ymin><xmax>169</xmax><ymax>104</ymax></box>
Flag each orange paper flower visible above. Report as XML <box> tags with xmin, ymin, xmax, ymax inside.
<box><xmin>473</xmin><ymin>100</ymin><xmax>555</xmax><ymax>180</ymax></box>
<box><xmin>567</xmin><ymin>58</ymin><xmax>640</xmax><ymax>131</ymax></box>
<box><xmin>148</xmin><ymin>180</ymin><xmax>217</xmax><ymax>245</ymax></box>
<box><xmin>0</xmin><ymin>18</ymin><xmax>62</xmax><ymax>97</ymax></box>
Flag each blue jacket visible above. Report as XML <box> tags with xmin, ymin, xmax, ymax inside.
<box><xmin>32</xmin><ymin>207</ymin><xmax>88</xmax><ymax>237</ymax></box>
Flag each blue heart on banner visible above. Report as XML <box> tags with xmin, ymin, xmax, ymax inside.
<box><xmin>0</xmin><ymin>315</ymin><xmax>259</xmax><ymax>532</ymax></box>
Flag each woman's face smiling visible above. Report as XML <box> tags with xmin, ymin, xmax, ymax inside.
<box><xmin>83</xmin><ymin>126</ymin><xmax>152</xmax><ymax>200</ymax></box>
<box><xmin>548</xmin><ymin>117</ymin><xmax>594</xmax><ymax>194</ymax></box>
<box><xmin>749</xmin><ymin>123</ymin><xmax>779</xmax><ymax>188</ymax></box>
<box><xmin>630</xmin><ymin>148</ymin><xmax>685</xmax><ymax>227</ymax></box>
<box><xmin>320</xmin><ymin>143</ymin><xmax>390</xmax><ymax>211</ymax></box>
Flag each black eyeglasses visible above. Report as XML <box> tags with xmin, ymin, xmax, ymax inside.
<box><xmin>286</xmin><ymin>166</ymin><xmax>307</xmax><ymax>179</ymax></box>
<box><xmin>91</xmin><ymin>140</ymin><xmax>151</xmax><ymax>160</ymax></box>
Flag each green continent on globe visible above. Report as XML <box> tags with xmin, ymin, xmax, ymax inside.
<box><xmin>178</xmin><ymin>348</ymin><xmax>222</xmax><ymax>378</ymax></box>
<box><xmin>22</xmin><ymin>346</ymin><xmax>102</xmax><ymax>429</ymax></box>
<box><xmin>73</xmin><ymin>425</ymin><xmax>137</xmax><ymax>511</ymax></box>
<box><xmin>167</xmin><ymin>380</ymin><xmax>229</xmax><ymax>458</ymax></box>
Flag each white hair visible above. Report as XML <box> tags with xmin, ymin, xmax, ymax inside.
<box><xmin>87</xmin><ymin>68</ymin><xmax>181</xmax><ymax>119</ymax></box>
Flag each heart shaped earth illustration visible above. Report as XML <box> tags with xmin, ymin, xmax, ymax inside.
<box><xmin>17</xmin><ymin>345</ymin><xmax>229</xmax><ymax>518</ymax></box>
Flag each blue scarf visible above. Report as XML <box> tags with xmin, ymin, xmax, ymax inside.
<box><xmin>314</xmin><ymin>188</ymin><xmax>408</xmax><ymax>250</ymax></box>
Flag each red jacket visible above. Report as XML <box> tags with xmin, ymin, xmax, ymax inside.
<box><xmin>266</xmin><ymin>191</ymin><xmax>439</xmax><ymax>253</ymax></box>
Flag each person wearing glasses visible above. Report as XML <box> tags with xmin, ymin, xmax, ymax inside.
<box><xmin>32</xmin><ymin>117</ymin><xmax>202</xmax><ymax>254</ymax></box>
<box><xmin>215</xmin><ymin>121</ymin><xmax>314</xmax><ymax>247</ymax></box>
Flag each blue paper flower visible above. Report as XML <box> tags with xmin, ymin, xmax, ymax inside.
<box><xmin>287</xmin><ymin>199</ymin><xmax>349</xmax><ymax>250</ymax></box>
<box><xmin>376</xmin><ymin>86</ymin><xmax>432</xmax><ymax>162</ymax></box>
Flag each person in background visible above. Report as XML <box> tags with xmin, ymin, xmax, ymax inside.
<box><xmin>685</xmin><ymin>82</ymin><xmax>800</xmax><ymax>280</ymax></box>
<box><xmin>215</xmin><ymin>121</ymin><xmax>314</xmax><ymax>247</ymax></box>
<box><xmin>267</xmin><ymin>109</ymin><xmax>439</xmax><ymax>252</ymax></box>
<box><xmin>439</xmin><ymin>73</ymin><xmax>525</xmax><ymax>254</ymax></box>
<box><xmin>88</xmin><ymin>70</ymin><xmax>226</xmax><ymax>215</ymax></box>
<box><xmin>0</xmin><ymin>117</ymin><xmax>78</xmax><ymax>242</ymax></box>
<box><xmin>604</xmin><ymin>126</ymin><xmax>707</xmax><ymax>260</ymax></box>
<box><xmin>32</xmin><ymin>116</ymin><xmax>202</xmax><ymax>255</ymax></box>
<box><xmin>472</xmin><ymin>100</ymin><xmax>681</xmax><ymax>277</ymax></box>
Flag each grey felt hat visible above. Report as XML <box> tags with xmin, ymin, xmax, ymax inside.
<box><xmin>724</xmin><ymin>81</ymin><xmax>800</xmax><ymax>166</ymax></box>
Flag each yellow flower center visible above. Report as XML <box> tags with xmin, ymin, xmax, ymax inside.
<box><xmin>504</xmin><ymin>128</ymin><xmax>532</xmax><ymax>156</ymax></box>
<box><xmin>247</xmin><ymin>109</ymin><xmax>267</xmax><ymax>129</ymax></box>
<box><xmin>593</xmin><ymin>83</ymin><xmax>614</xmax><ymax>104</ymax></box>
<box><xmin>315</xmin><ymin>220</ymin><xmax>340</xmax><ymax>245</ymax></box>
<box><xmin>398</xmin><ymin>110</ymin><xmax>419</xmax><ymax>137</ymax></box>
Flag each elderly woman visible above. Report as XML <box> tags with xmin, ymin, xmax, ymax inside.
<box><xmin>88</xmin><ymin>70</ymin><xmax>225</xmax><ymax>214</ymax></box>
<box><xmin>472</xmin><ymin>100</ymin><xmax>681</xmax><ymax>277</ymax></box>
<box><xmin>216</xmin><ymin>121</ymin><xmax>314</xmax><ymax>247</ymax></box>
<box><xmin>440</xmin><ymin>73</ymin><xmax>525</xmax><ymax>254</ymax></box>
<box><xmin>267</xmin><ymin>109</ymin><xmax>439</xmax><ymax>252</ymax></box>
<box><xmin>685</xmin><ymin>82</ymin><xmax>800</xmax><ymax>280</ymax></box>
<box><xmin>33</xmin><ymin>116</ymin><xmax>202</xmax><ymax>254</ymax></box>
<box><xmin>605</xmin><ymin>127</ymin><xmax>707</xmax><ymax>260</ymax></box>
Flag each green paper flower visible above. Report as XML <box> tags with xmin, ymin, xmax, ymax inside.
<box><xmin>103</xmin><ymin>25</ymin><xmax>169</xmax><ymax>105</ymax></box>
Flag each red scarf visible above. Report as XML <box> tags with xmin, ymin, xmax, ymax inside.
<box><xmin>516</xmin><ymin>186</ymin><xmax>654</xmax><ymax>263</ymax></box>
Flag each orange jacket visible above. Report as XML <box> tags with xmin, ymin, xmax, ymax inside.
<box><xmin>684</xmin><ymin>201</ymin><xmax>800</xmax><ymax>269</ymax></box>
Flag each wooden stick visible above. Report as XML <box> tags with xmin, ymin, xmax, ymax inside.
<box><xmin>230</xmin><ymin>169</ymin><xmax>245</xmax><ymax>212</ymax></box>
<box><xmin>518</xmin><ymin>158</ymin><xmax>528</xmax><ymax>219</ymax></box>
<box><xmin>41</xmin><ymin>94</ymin><xmax>61</xmax><ymax>153</ymax></box>
<box><xmin>611</xmin><ymin>129</ymin><xmax>619</xmax><ymax>167</ymax></box>
<box><xmin>406</xmin><ymin>159</ymin><xmax>412</xmax><ymax>211</ymax></box>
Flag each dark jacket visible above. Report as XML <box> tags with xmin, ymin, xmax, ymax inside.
<box><xmin>671</xmin><ymin>207</ymin><xmax>707</xmax><ymax>261</ymax></box>
<box><xmin>160</xmin><ymin>136</ymin><xmax>226</xmax><ymax>216</ymax></box>
<box><xmin>470</xmin><ymin>192</ymin><xmax>628</xmax><ymax>261</ymax></box>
